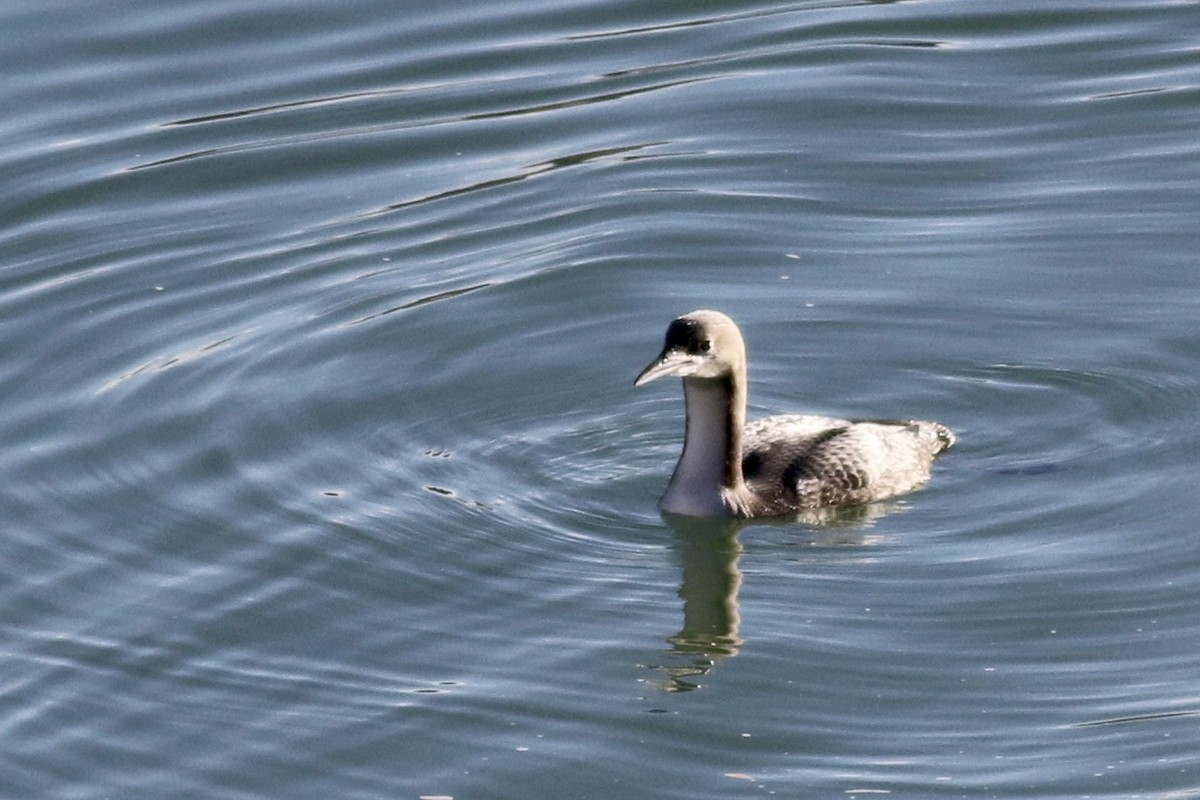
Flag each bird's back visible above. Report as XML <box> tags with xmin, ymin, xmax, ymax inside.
<box><xmin>741</xmin><ymin>414</ymin><xmax>955</xmax><ymax>512</ymax></box>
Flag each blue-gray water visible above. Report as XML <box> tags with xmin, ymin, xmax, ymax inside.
<box><xmin>3</xmin><ymin>0</ymin><xmax>1199</xmax><ymax>797</ymax></box>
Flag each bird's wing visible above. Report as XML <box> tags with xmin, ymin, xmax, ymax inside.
<box><xmin>743</xmin><ymin>416</ymin><xmax>939</xmax><ymax>508</ymax></box>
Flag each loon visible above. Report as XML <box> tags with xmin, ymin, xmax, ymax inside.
<box><xmin>635</xmin><ymin>310</ymin><xmax>955</xmax><ymax>518</ymax></box>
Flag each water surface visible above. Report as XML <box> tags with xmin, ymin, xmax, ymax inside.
<box><xmin>3</xmin><ymin>0</ymin><xmax>1200</xmax><ymax>797</ymax></box>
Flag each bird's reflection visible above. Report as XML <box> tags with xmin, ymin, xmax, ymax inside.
<box><xmin>647</xmin><ymin>504</ymin><xmax>897</xmax><ymax>692</ymax></box>
<box><xmin>660</xmin><ymin>515</ymin><xmax>745</xmax><ymax>692</ymax></box>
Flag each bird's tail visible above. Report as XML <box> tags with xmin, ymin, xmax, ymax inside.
<box><xmin>931</xmin><ymin>422</ymin><xmax>956</xmax><ymax>454</ymax></box>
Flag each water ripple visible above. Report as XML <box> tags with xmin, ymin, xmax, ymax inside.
<box><xmin>954</xmin><ymin>362</ymin><xmax>1200</xmax><ymax>470</ymax></box>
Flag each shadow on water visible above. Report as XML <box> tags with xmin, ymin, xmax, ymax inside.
<box><xmin>644</xmin><ymin>505</ymin><xmax>893</xmax><ymax>693</ymax></box>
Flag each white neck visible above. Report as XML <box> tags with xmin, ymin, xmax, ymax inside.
<box><xmin>660</xmin><ymin>377</ymin><xmax>747</xmax><ymax>516</ymax></box>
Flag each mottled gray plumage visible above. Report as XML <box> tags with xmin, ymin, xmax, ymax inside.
<box><xmin>635</xmin><ymin>310</ymin><xmax>955</xmax><ymax>518</ymax></box>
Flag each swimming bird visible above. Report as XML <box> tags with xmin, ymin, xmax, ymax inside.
<box><xmin>635</xmin><ymin>310</ymin><xmax>955</xmax><ymax>518</ymax></box>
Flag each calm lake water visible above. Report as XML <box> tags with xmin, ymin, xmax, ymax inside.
<box><xmin>3</xmin><ymin>0</ymin><xmax>1199</xmax><ymax>797</ymax></box>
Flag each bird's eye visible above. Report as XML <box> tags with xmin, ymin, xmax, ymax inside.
<box><xmin>699</xmin><ymin>338</ymin><xmax>712</xmax><ymax>353</ymax></box>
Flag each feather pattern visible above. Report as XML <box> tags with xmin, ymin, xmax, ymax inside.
<box><xmin>741</xmin><ymin>414</ymin><xmax>955</xmax><ymax>512</ymax></box>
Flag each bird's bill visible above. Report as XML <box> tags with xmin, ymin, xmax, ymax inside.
<box><xmin>634</xmin><ymin>349</ymin><xmax>703</xmax><ymax>386</ymax></box>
